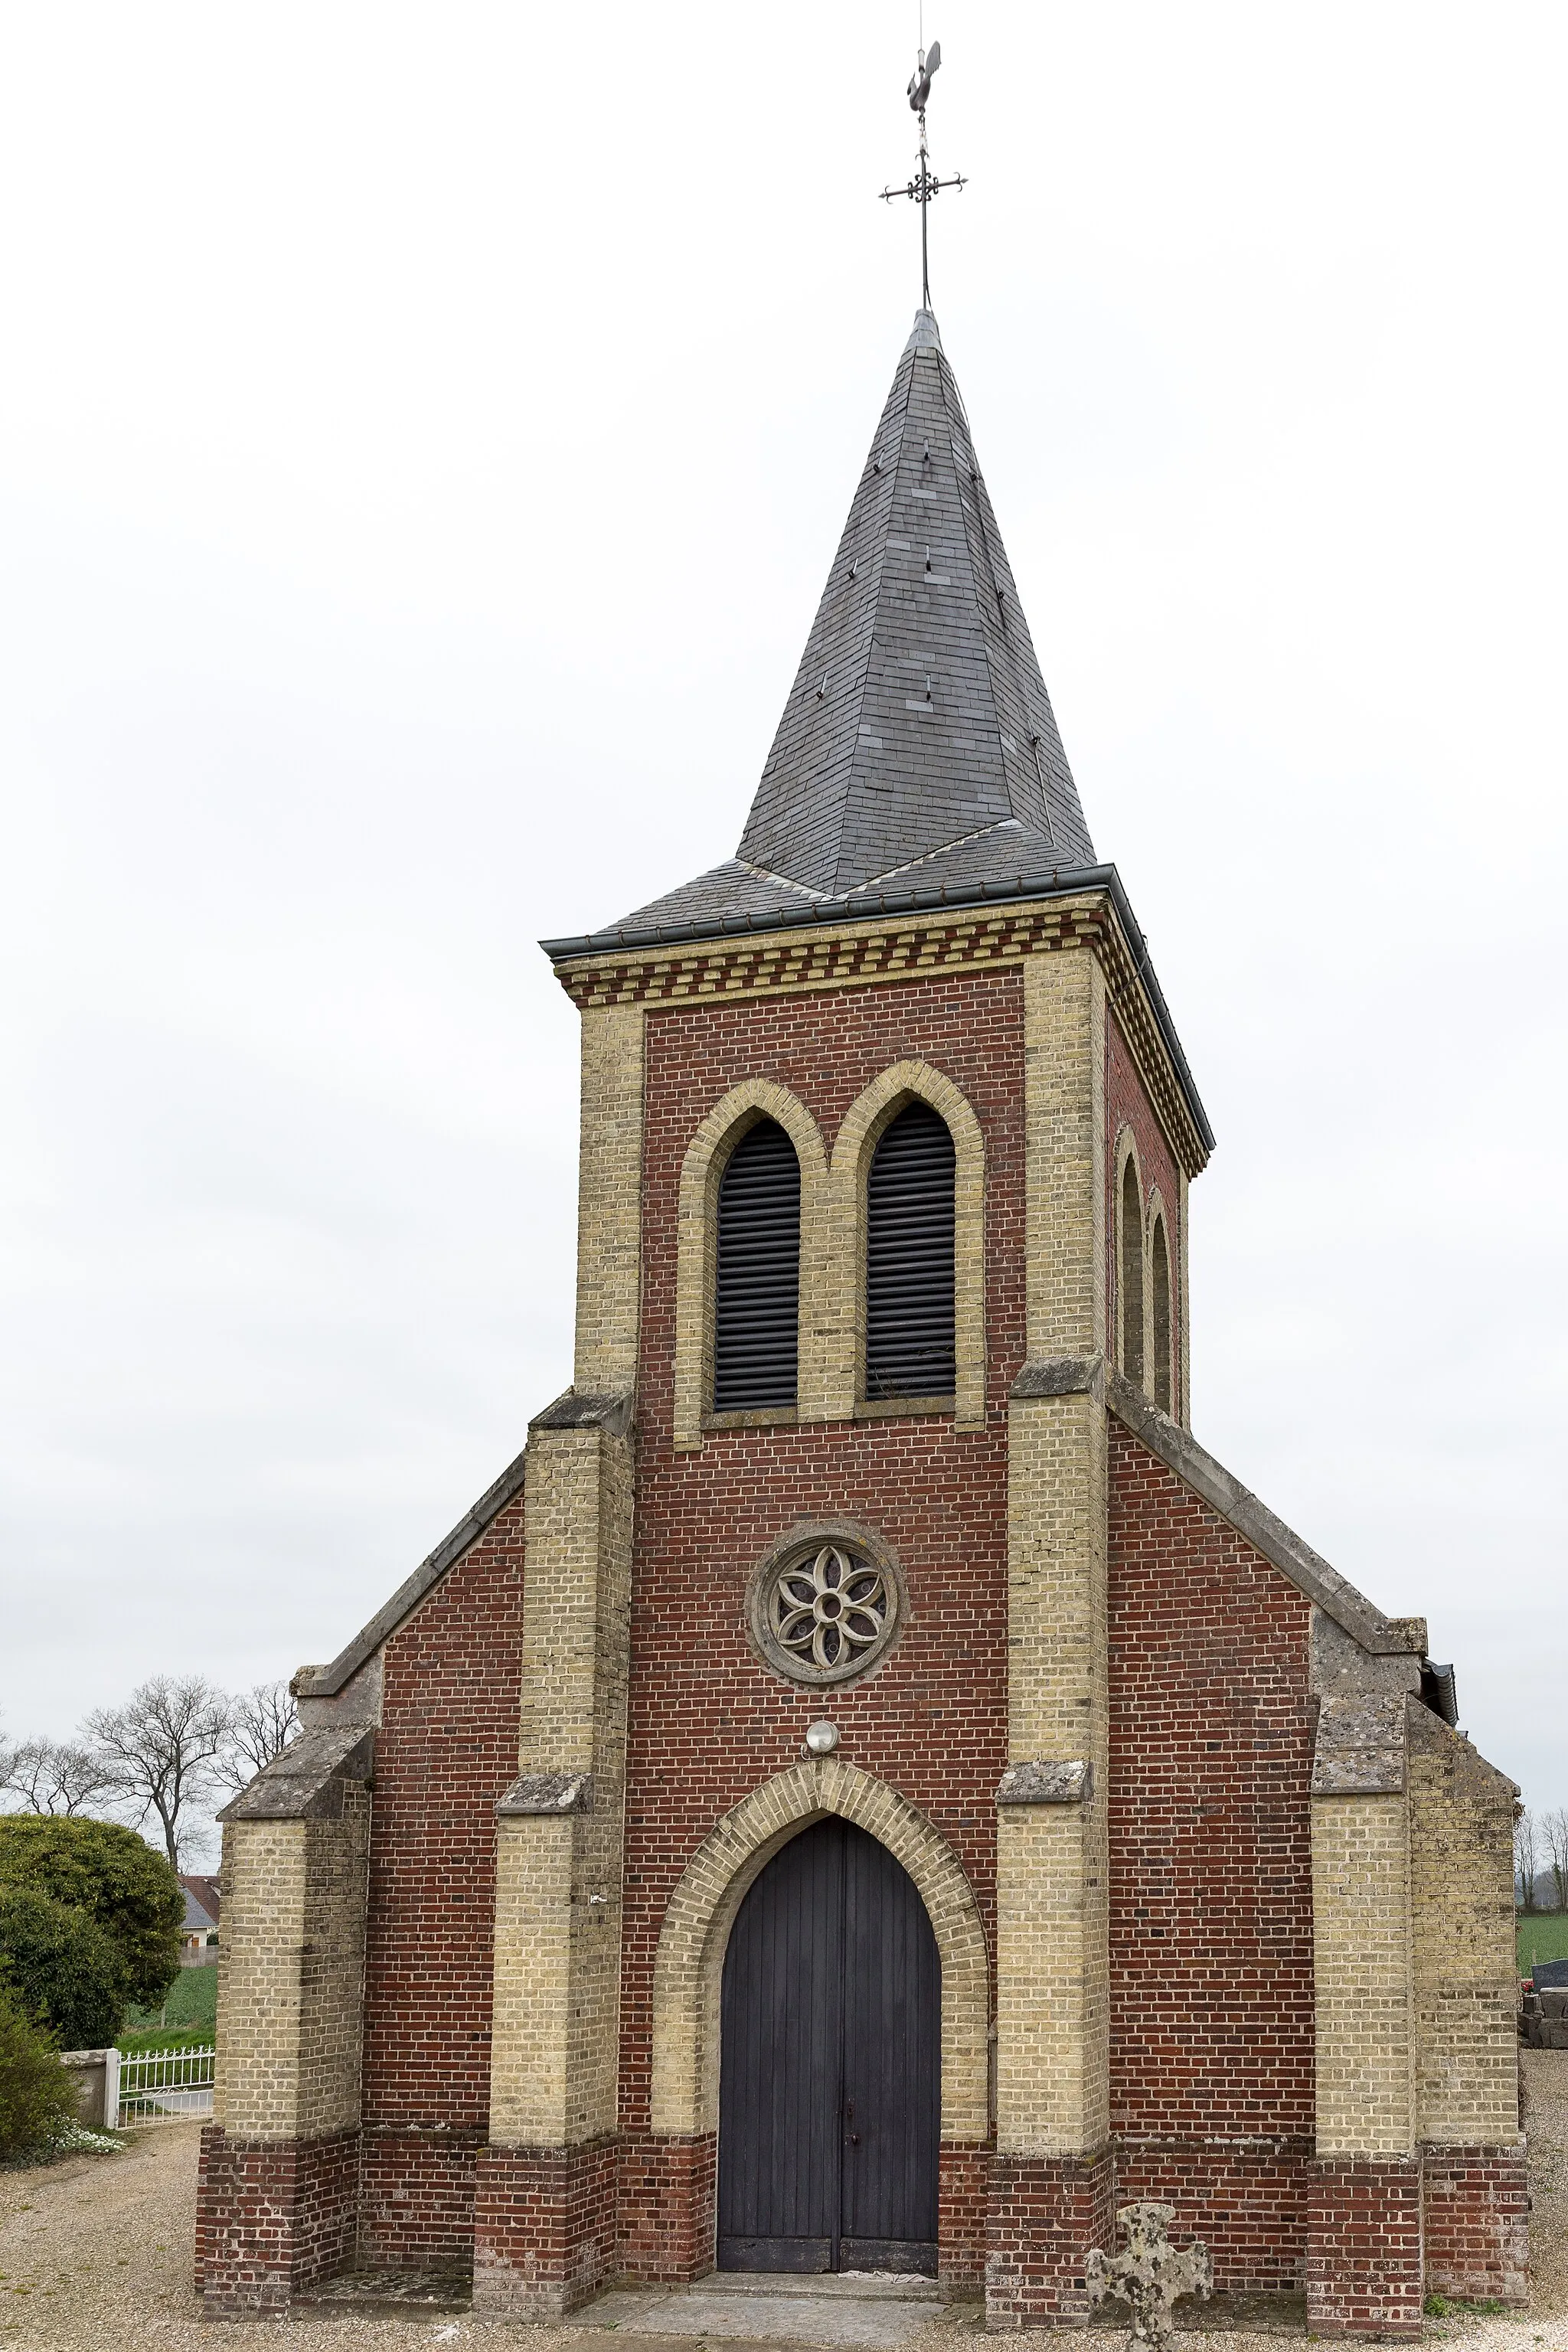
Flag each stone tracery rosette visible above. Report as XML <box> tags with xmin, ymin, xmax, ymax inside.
<box><xmin>747</xmin><ymin>1521</ymin><xmax>904</xmax><ymax>1687</ymax></box>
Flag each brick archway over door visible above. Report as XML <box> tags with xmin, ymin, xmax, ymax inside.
<box><xmin>648</xmin><ymin>1758</ymin><xmax>990</xmax><ymax>2144</ymax></box>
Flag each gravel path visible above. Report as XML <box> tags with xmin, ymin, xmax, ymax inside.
<box><xmin>1</xmin><ymin>2055</ymin><xmax>1563</xmax><ymax>2349</ymax></box>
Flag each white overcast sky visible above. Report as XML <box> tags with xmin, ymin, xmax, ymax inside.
<box><xmin>1</xmin><ymin>3</ymin><xmax>1563</xmax><ymax>1815</ymax></box>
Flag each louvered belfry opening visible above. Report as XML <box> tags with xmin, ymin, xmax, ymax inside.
<box><xmin>865</xmin><ymin>1102</ymin><xmax>957</xmax><ymax>1400</ymax></box>
<box><xmin>714</xmin><ymin>1118</ymin><xmax>802</xmax><ymax>1413</ymax></box>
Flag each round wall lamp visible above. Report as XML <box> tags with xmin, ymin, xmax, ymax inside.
<box><xmin>804</xmin><ymin>1720</ymin><xmax>840</xmax><ymax>1756</ymax></box>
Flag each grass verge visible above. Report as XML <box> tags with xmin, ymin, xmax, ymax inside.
<box><xmin>122</xmin><ymin>1965</ymin><xmax>217</xmax><ymax>2038</ymax></box>
<box><xmin>1518</xmin><ymin>1912</ymin><xmax>1568</xmax><ymax>1971</ymax></box>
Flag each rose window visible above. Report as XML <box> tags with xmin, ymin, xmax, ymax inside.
<box><xmin>763</xmin><ymin>1543</ymin><xmax>896</xmax><ymax>1681</ymax></box>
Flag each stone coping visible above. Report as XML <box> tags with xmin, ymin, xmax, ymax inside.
<box><xmin>1012</xmin><ymin>1356</ymin><xmax>1413</xmax><ymax>1658</ymax></box>
<box><xmin>217</xmin><ymin>1723</ymin><xmax>375</xmax><ymax>1821</ymax></box>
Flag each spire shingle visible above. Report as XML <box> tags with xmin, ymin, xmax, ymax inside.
<box><xmin>586</xmin><ymin>311</ymin><xmax>1097</xmax><ymax>942</ymax></box>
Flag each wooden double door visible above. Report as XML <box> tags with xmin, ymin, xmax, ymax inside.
<box><xmin>717</xmin><ymin>1817</ymin><xmax>940</xmax><ymax>2275</ymax></box>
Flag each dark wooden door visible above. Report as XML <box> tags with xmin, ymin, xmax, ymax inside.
<box><xmin>717</xmin><ymin>1818</ymin><xmax>940</xmax><ymax>2275</ymax></box>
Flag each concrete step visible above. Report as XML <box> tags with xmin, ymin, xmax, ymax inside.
<box><xmin>568</xmin><ymin>2274</ymin><xmax>973</xmax><ymax>2347</ymax></box>
<box><xmin>697</xmin><ymin>2272</ymin><xmax>945</xmax><ymax>2301</ymax></box>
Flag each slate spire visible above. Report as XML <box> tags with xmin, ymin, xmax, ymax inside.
<box><xmin>737</xmin><ymin>308</ymin><xmax>1093</xmax><ymax>897</ymax></box>
<box><xmin>584</xmin><ymin>310</ymin><xmax>1097</xmax><ymax>944</ymax></box>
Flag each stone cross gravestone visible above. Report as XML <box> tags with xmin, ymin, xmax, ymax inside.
<box><xmin>1086</xmin><ymin>2201</ymin><xmax>1213</xmax><ymax>2352</ymax></box>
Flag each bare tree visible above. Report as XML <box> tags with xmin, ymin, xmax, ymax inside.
<box><xmin>214</xmin><ymin>1681</ymin><xmax>300</xmax><ymax>1795</ymax></box>
<box><xmin>0</xmin><ymin>1735</ymin><xmax>117</xmax><ymax>1815</ymax></box>
<box><xmin>1541</xmin><ymin>1808</ymin><xmax>1568</xmax><ymax>1914</ymax></box>
<box><xmin>84</xmin><ymin>1676</ymin><xmax>232</xmax><ymax>1867</ymax></box>
<box><xmin>1516</xmin><ymin>1808</ymin><xmax>1540</xmax><ymax>1912</ymax></box>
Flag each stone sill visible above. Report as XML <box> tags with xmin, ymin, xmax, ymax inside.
<box><xmin>701</xmin><ymin>1396</ymin><xmax>956</xmax><ymax>1435</ymax></box>
<box><xmin>854</xmin><ymin>1395</ymin><xmax>956</xmax><ymax>1419</ymax></box>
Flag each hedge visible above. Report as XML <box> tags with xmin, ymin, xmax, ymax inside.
<box><xmin>0</xmin><ymin>1889</ymin><xmax>129</xmax><ymax>2051</ymax></box>
<box><xmin>0</xmin><ymin>1818</ymin><xmax>182</xmax><ymax>2009</ymax></box>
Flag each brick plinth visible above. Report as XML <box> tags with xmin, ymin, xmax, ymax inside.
<box><xmin>1305</xmin><ymin>2161</ymin><xmax>1423</xmax><ymax>2338</ymax></box>
<box><xmin>358</xmin><ymin>2127</ymin><xmax>484</xmax><ymax>2268</ymax></box>
<box><xmin>617</xmin><ymin>2132</ymin><xmax>717</xmax><ymax>2280</ymax></box>
<box><xmin>1422</xmin><ymin>2145</ymin><xmax>1528</xmax><ymax>2303</ymax></box>
<box><xmin>194</xmin><ymin>2125</ymin><xmax>359</xmax><ymax>2314</ymax></box>
<box><xmin>471</xmin><ymin>2138</ymin><xmax>619</xmax><ymax>2316</ymax></box>
<box><xmin>1114</xmin><ymin>2143</ymin><xmax>1308</xmax><ymax>2292</ymax></box>
<box><xmin>985</xmin><ymin>2151</ymin><xmax>1116</xmax><ymax>2326</ymax></box>
<box><xmin>939</xmin><ymin>2144</ymin><xmax>991</xmax><ymax>2289</ymax></box>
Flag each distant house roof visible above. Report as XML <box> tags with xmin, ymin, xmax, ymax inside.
<box><xmin>179</xmin><ymin>1873</ymin><xmax>220</xmax><ymax>1934</ymax></box>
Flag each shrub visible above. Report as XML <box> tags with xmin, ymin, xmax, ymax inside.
<box><xmin>0</xmin><ymin>1986</ymin><xmax>77</xmax><ymax>2160</ymax></box>
<box><xmin>0</xmin><ymin>1818</ymin><xmax>182</xmax><ymax>2009</ymax></box>
<box><xmin>0</xmin><ymin>1889</ymin><xmax>128</xmax><ymax>2050</ymax></box>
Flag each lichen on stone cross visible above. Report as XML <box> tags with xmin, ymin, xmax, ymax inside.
<box><xmin>1086</xmin><ymin>2202</ymin><xmax>1213</xmax><ymax>2352</ymax></box>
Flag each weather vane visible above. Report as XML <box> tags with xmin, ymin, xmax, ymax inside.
<box><xmin>880</xmin><ymin>36</ymin><xmax>967</xmax><ymax>311</ymax></box>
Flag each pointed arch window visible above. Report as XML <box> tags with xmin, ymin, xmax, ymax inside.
<box><xmin>1149</xmin><ymin>1210</ymin><xmax>1172</xmax><ymax>1414</ymax></box>
<box><xmin>714</xmin><ymin>1119</ymin><xmax>801</xmax><ymax>1412</ymax></box>
<box><xmin>865</xmin><ymin>1101</ymin><xmax>957</xmax><ymax>1399</ymax></box>
<box><xmin>1119</xmin><ymin>1156</ymin><xmax>1145</xmax><ymax>1390</ymax></box>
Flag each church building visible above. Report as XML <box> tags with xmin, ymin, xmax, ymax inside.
<box><xmin>196</xmin><ymin>306</ymin><xmax>1524</xmax><ymax>2335</ymax></box>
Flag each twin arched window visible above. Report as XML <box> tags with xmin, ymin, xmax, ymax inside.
<box><xmin>712</xmin><ymin>1102</ymin><xmax>958</xmax><ymax>1414</ymax></box>
<box><xmin>1118</xmin><ymin>1144</ymin><xmax>1174</xmax><ymax>1415</ymax></box>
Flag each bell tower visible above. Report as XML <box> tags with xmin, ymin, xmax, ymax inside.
<box><xmin>469</xmin><ymin>302</ymin><xmax>1211</xmax><ymax>2319</ymax></box>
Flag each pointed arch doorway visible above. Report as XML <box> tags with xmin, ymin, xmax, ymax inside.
<box><xmin>717</xmin><ymin>1817</ymin><xmax>940</xmax><ymax>2275</ymax></box>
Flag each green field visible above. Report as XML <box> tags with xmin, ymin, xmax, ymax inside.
<box><xmin>1517</xmin><ymin>1913</ymin><xmax>1568</xmax><ymax>1974</ymax></box>
<box><xmin>122</xmin><ymin>1962</ymin><xmax>217</xmax><ymax>2043</ymax></box>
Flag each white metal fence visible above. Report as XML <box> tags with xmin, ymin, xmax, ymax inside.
<box><xmin>113</xmin><ymin>2044</ymin><xmax>214</xmax><ymax>2125</ymax></box>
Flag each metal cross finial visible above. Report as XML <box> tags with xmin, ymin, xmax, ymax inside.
<box><xmin>880</xmin><ymin>38</ymin><xmax>967</xmax><ymax>310</ymax></box>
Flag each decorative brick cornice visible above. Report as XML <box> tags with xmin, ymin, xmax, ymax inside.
<box><xmin>550</xmin><ymin>890</ymin><xmax>1211</xmax><ymax>1179</ymax></box>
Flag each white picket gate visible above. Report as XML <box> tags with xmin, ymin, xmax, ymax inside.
<box><xmin>113</xmin><ymin>2043</ymin><xmax>214</xmax><ymax>2125</ymax></box>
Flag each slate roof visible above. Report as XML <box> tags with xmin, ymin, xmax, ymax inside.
<box><xmin>178</xmin><ymin>1873</ymin><xmax>220</xmax><ymax>1932</ymax></box>
<box><xmin>558</xmin><ymin>309</ymin><xmax>1099</xmax><ymax>950</ymax></box>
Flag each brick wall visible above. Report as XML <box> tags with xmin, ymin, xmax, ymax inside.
<box><xmin>1107</xmin><ymin>1420</ymin><xmax>1316</xmax><ymax>2289</ymax></box>
<box><xmin>622</xmin><ymin>972</ymin><xmax>1026</xmax><ymax>2147</ymax></box>
<box><xmin>195</xmin><ymin>2125</ymin><xmax>359</xmax><ymax>2312</ymax></box>
<box><xmin>985</xmin><ymin>2151</ymin><xmax>1116</xmax><ymax>2324</ymax></box>
<box><xmin>938</xmin><ymin>2143</ymin><xmax>990</xmax><ymax>2288</ymax></box>
<box><xmin>608</xmin><ymin>972</ymin><xmax>1022</xmax><ymax>2274</ymax></box>
<box><xmin>1407</xmin><ymin>1704</ymin><xmax>1521</xmax><ymax>2148</ymax></box>
<box><xmin>358</xmin><ymin>1501</ymin><xmax>528</xmax><ymax>2267</ymax></box>
<box><xmin>315</xmin><ymin>945</ymin><xmax>1486</xmax><ymax>2326</ymax></box>
<box><xmin>472</xmin><ymin>2138</ymin><xmax>619</xmax><ymax>2315</ymax></box>
<box><xmin>1307</xmin><ymin>2160</ymin><xmax>1424</xmax><ymax>2337</ymax></box>
<box><xmin>617</xmin><ymin>2132</ymin><xmax>718</xmax><ymax>2280</ymax></box>
<box><xmin>1422</xmin><ymin>2145</ymin><xmax>1528</xmax><ymax>2301</ymax></box>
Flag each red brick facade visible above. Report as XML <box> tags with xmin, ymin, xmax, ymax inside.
<box><xmin>358</xmin><ymin>1503</ymin><xmax>528</xmax><ymax>2266</ymax></box>
<box><xmin>196</xmin><ymin>956</ymin><xmax>1524</xmax><ymax>2328</ymax></box>
<box><xmin>617</xmin><ymin>975</ymin><xmax>1021</xmax><ymax>2279</ymax></box>
<box><xmin>1108</xmin><ymin>1420</ymin><xmax>1317</xmax><ymax>2288</ymax></box>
